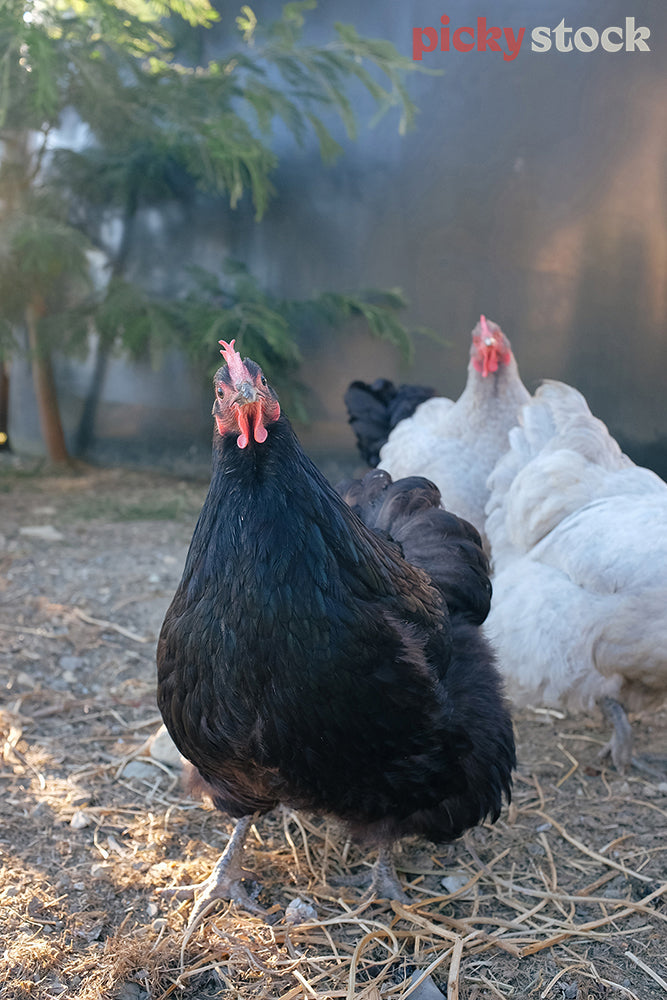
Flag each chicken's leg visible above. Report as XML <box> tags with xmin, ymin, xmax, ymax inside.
<box><xmin>369</xmin><ymin>844</ymin><xmax>409</xmax><ymax>902</ymax></box>
<box><xmin>329</xmin><ymin>844</ymin><xmax>408</xmax><ymax>902</ymax></box>
<box><xmin>161</xmin><ymin>815</ymin><xmax>264</xmax><ymax>930</ymax></box>
<box><xmin>598</xmin><ymin>697</ymin><xmax>633</xmax><ymax>773</ymax></box>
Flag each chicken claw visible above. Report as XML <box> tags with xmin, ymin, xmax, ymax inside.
<box><xmin>160</xmin><ymin>815</ymin><xmax>265</xmax><ymax>931</ymax></box>
<box><xmin>367</xmin><ymin>845</ymin><xmax>409</xmax><ymax>903</ymax></box>
<box><xmin>597</xmin><ymin>697</ymin><xmax>633</xmax><ymax>773</ymax></box>
<box><xmin>329</xmin><ymin>845</ymin><xmax>409</xmax><ymax>903</ymax></box>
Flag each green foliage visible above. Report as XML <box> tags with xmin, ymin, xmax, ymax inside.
<box><xmin>0</xmin><ymin>1</ymin><xmax>429</xmax><ymax>433</ymax></box>
<box><xmin>169</xmin><ymin>261</ymin><xmax>423</xmax><ymax>421</ymax></box>
<box><xmin>49</xmin><ymin>6</ymin><xmax>419</xmax><ymax>219</ymax></box>
<box><xmin>0</xmin><ymin>194</ymin><xmax>93</xmax><ymax>326</ymax></box>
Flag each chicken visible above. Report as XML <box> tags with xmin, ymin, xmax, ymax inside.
<box><xmin>345</xmin><ymin>316</ymin><xmax>530</xmax><ymax>548</ymax></box>
<box><xmin>484</xmin><ymin>380</ymin><xmax>667</xmax><ymax>770</ymax></box>
<box><xmin>157</xmin><ymin>339</ymin><xmax>515</xmax><ymax>928</ymax></box>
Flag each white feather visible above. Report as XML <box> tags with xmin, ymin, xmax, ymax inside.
<box><xmin>485</xmin><ymin>380</ymin><xmax>667</xmax><ymax>714</ymax></box>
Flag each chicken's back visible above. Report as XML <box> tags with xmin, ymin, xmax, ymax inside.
<box><xmin>337</xmin><ymin>469</ymin><xmax>514</xmax><ymax>841</ymax></box>
<box><xmin>486</xmin><ymin>494</ymin><xmax>667</xmax><ymax>712</ymax></box>
<box><xmin>486</xmin><ymin>381</ymin><xmax>666</xmax><ymax>569</ymax></box>
<box><xmin>484</xmin><ymin>380</ymin><xmax>667</xmax><ymax>713</ymax></box>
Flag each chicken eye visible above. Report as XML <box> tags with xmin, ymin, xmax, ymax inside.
<box><xmin>216</xmin><ymin>386</ymin><xmax>225</xmax><ymax>398</ymax></box>
<box><xmin>261</xmin><ymin>376</ymin><xmax>267</xmax><ymax>386</ymax></box>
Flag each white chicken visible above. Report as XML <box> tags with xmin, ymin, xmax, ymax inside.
<box><xmin>484</xmin><ymin>379</ymin><xmax>667</xmax><ymax>770</ymax></box>
<box><xmin>345</xmin><ymin>316</ymin><xmax>530</xmax><ymax>548</ymax></box>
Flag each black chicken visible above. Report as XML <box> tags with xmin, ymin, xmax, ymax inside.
<box><xmin>157</xmin><ymin>340</ymin><xmax>515</xmax><ymax>927</ymax></box>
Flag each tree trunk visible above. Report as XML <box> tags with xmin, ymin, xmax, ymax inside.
<box><xmin>0</xmin><ymin>362</ymin><xmax>11</xmax><ymax>451</ymax></box>
<box><xmin>74</xmin><ymin>194</ymin><xmax>138</xmax><ymax>458</ymax></box>
<box><xmin>26</xmin><ymin>300</ymin><xmax>72</xmax><ymax>466</ymax></box>
<box><xmin>74</xmin><ymin>335</ymin><xmax>108</xmax><ymax>457</ymax></box>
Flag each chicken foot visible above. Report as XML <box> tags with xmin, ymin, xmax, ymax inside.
<box><xmin>368</xmin><ymin>844</ymin><xmax>409</xmax><ymax>902</ymax></box>
<box><xmin>329</xmin><ymin>844</ymin><xmax>408</xmax><ymax>902</ymax></box>
<box><xmin>597</xmin><ymin>697</ymin><xmax>633</xmax><ymax>773</ymax></box>
<box><xmin>597</xmin><ymin>697</ymin><xmax>667</xmax><ymax>778</ymax></box>
<box><xmin>160</xmin><ymin>815</ymin><xmax>265</xmax><ymax>930</ymax></box>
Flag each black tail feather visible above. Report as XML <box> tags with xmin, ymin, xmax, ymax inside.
<box><xmin>344</xmin><ymin>379</ymin><xmax>435</xmax><ymax>467</ymax></box>
<box><xmin>337</xmin><ymin>469</ymin><xmax>492</xmax><ymax>626</ymax></box>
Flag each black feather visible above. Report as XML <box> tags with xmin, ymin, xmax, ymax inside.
<box><xmin>337</xmin><ymin>470</ymin><xmax>492</xmax><ymax>626</ymax></box>
<box><xmin>344</xmin><ymin>379</ymin><xmax>435</xmax><ymax>467</ymax></box>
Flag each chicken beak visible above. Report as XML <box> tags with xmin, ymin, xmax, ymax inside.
<box><xmin>234</xmin><ymin>381</ymin><xmax>259</xmax><ymax>405</ymax></box>
<box><xmin>231</xmin><ymin>381</ymin><xmax>268</xmax><ymax>448</ymax></box>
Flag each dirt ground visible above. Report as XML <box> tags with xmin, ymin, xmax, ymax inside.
<box><xmin>1</xmin><ymin>462</ymin><xmax>667</xmax><ymax>1000</ymax></box>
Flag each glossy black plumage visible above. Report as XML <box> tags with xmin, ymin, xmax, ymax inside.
<box><xmin>344</xmin><ymin>378</ymin><xmax>435</xmax><ymax>467</ymax></box>
<box><xmin>157</xmin><ymin>410</ymin><xmax>514</xmax><ymax>851</ymax></box>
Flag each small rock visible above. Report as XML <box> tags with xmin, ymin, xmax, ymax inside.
<box><xmin>70</xmin><ymin>810</ymin><xmax>91</xmax><ymax>830</ymax></box>
<box><xmin>284</xmin><ymin>897</ymin><xmax>318</xmax><ymax>925</ymax></box>
<box><xmin>19</xmin><ymin>650</ymin><xmax>41</xmax><ymax>661</ymax></box>
<box><xmin>441</xmin><ymin>872</ymin><xmax>474</xmax><ymax>897</ymax></box>
<box><xmin>90</xmin><ymin>863</ymin><xmax>112</xmax><ymax>880</ymax></box>
<box><xmin>122</xmin><ymin>760</ymin><xmax>160</xmax><ymax>780</ymax></box>
<box><xmin>657</xmin><ymin>782</ymin><xmax>667</xmax><ymax>795</ymax></box>
<box><xmin>146</xmin><ymin>725</ymin><xmax>184</xmax><ymax>769</ymax></box>
<box><xmin>72</xmin><ymin>882</ymin><xmax>86</xmax><ymax>892</ymax></box>
<box><xmin>59</xmin><ymin>655</ymin><xmax>84</xmax><ymax>673</ymax></box>
<box><xmin>535</xmin><ymin>822</ymin><xmax>552</xmax><ymax>833</ymax></box>
<box><xmin>146</xmin><ymin>902</ymin><xmax>159</xmax><ymax>918</ymax></box>
<box><xmin>19</xmin><ymin>525</ymin><xmax>64</xmax><ymax>542</ymax></box>
<box><xmin>406</xmin><ymin>971</ymin><xmax>446</xmax><ymax>1000</ymax></box>
<box><xmin>115</xmin><ymin>983</ymin><xmax>148</xmax><ymax>1000</ymax></box>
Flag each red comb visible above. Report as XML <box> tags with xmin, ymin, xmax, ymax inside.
<box><xmin>219</xmin><ymin>339</ymin><xmax>246</xmax><ymax>384</ymax></box>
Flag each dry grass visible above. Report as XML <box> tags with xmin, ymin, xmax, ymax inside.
<box><xmin>1</xmin><ymin>466</ymin><xmax>667</xmax><ymax>1000</ymax></box>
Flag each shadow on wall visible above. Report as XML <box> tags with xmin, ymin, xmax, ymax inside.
<box><xmin>524</xmin><ymin>75</ymin><xmax>667</xmax><ymax>472</ymax></box>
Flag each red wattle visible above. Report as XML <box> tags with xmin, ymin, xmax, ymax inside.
<box><xmin>236</xmin><ymin>406</ymin><xmax>251</xmax><ymax>449</ymax></box>
<box><xmin>233</xmin><ymin>402</ymin><xmax>268</xmax><ymax>448</ymax></box>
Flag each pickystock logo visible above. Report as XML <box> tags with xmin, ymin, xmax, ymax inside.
<box><xmin>412</xmin><ymin>15</ymin><xmax>651</xmax><ymax>62</ymax></box>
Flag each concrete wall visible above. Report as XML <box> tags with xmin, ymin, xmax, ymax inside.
<box><xmin>10</xmin><ymin>0</ymin><xmax>667</xmax><ymax>478</ymax></box>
